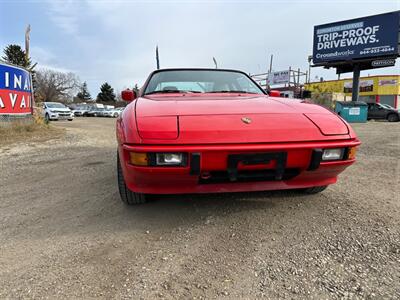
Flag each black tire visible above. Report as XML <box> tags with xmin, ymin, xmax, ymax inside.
<box><xmin>114</xmin><ymin>113</ymin><xmax>118</xmax><ymax>118</ymax></box>
<box><xmin>301</xmin><ymin>186</ymin><xmax>327</xmax><ymax>194</ymax></box>
<box><xmin>45</xmin><ymin>113</ymin><xmax>50</xmax><ymax>122</ymax></box>
<box><xmin>387</xmin><ymin>114</ymin><xmax>399</xmax><ymax>122</ymax></box>
<box><xmin>68</xmin><ymin>119</ymin><xmax>73</xmax><ymax>121</ymax></box>
<box><xmin>117</xmin><ymin>152</ymin><xmax>146</xmax><ymax>205</ymax></box>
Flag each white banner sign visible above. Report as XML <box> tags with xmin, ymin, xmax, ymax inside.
<box><xmin>267</xmin><ymin>70</ymin><xmax>290</xmax><ymax>85</ymax></box>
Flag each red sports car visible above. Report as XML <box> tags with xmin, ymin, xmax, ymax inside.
<box><xmin>116</xmin><ymin>68</ymin><xmax>360</xmax><ymax>204</ymax></box>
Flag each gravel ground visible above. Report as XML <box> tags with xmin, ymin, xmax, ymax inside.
<box><xmin>0</xmin><ymin>118</ymin><xmax>399</xmax><ymax>299</ymax></box>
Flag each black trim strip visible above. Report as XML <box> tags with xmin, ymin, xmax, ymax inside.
<box><xmin>308</xmin><ymin>149</ymin><xmax>323</xmax><ymax>171</ymax></box>
<box><xmin>190</xmin><ymin>153</ymin><xmax>201</xmax><ymax>175</ymax></box>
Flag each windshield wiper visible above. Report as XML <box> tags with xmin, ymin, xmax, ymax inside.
<box><xmin>209</xmin><ymin>90</ymin><xmax>256</xmax><ymax>94</ymax></box>
<box><xmin>145</xmin><ymin>90</ymin><xmax>202</xmax><ymax>95</ymax></box>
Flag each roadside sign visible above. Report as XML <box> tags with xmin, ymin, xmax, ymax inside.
<box><xmin>313</xmin><ymin>11</ymin><xmax>399</xmax><ymax>65</ymax></box>
<box><xmin>267</xmin><ymin>70</ymin><xmax>290</xmax><ymax>85</ymax></box>
<box><xmin>0</xmin><ymin>62</ymin><xmax>33</xmax><ymax>115</ymax></box>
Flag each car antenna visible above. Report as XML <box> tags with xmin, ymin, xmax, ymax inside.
<box><xmin>213</xmin><ymin>57</ymin><xmax>218</xmax><ymax>69</ymax></box>
<box><xmin>156</xmin><ymin>45</ymin><xmax>160</xmax><ymax>70</ymax></box>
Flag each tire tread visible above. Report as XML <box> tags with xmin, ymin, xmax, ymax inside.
<box><xmin>302</xmin><ymin>186</ymin><xmax>327</xmax><ymax>194</ymax></box>
<box><xmin>117</xmin><ymin>153</ymin><xmax>146</xmax><ymax>205</ymax></box>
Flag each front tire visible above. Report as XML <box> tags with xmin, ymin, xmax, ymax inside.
<box><xmin>117</xmin><ymin>152</ymin><xmax>146</xmax><ymax>205</ymax></box>
<box><xmin>387</xmin><ymin>114</ymin><xmax>399</xmax><ymax>122</ymax></box>
<box><xmin>301</xmin><ymin>186</ymin><xmax>327</xmax><ymax>194</ymax></box>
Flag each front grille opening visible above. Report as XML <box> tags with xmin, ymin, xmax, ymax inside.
<box><xmin>198</xmin><ymin>168</ymin><xmax>300</xmax><ymax>184</ymax></box>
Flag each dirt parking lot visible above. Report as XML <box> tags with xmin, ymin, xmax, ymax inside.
<box><xmin>0</xmin><ymin>118</ymin><xmax>399</xmax><ymax>299</ymax></box>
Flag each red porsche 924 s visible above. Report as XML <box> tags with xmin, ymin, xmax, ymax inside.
<box><xmin>116</xmin><ymin>68</ymin><xmax>360</xmax><ymax>204</ymax></box>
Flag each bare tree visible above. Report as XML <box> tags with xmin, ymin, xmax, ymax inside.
<box><xmin>35</xmin><ymin>69</ymin><xmax>80</xmax><ymax>103</ymax></box>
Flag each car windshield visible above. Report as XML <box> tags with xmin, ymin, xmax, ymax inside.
<box><xmin>46</xmin><ymin>103</ymin><xmax>66</xmax><ymax>108</ymax></box>
<box><xmin>144</xmin><ymin>70</ymin><xmax>264</xmax><ymax>96</ymax></box>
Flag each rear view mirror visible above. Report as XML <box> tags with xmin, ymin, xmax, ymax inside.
<box><xmin>121</xmin><ymin>89</ymin><xmax>137</xmax><ymax>102</ymax></box>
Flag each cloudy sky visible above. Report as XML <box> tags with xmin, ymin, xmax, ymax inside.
<box><xmin>0</xmin><ymin>0</ymin><xmax>398</xmax><ymax>96</ymax></box>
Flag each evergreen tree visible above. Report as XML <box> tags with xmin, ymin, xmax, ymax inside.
<box><xmin>76</xmin><ymin>82</ymin><xmax>91</xmax><ymax>101</ymax></box>
<box><xmin>2</xmin><ymin>44</ymin><xmax>38</xmax><ymax>100</ymax></box>
<box><xmin>97</xmin><ymin>82</ymin><xmax>116</xmax><ymax>102</ymax></box>
<box><xmin>2</xmin><ymin>44</ymin><xmax>31</xmax><ymax>68</ymax></box>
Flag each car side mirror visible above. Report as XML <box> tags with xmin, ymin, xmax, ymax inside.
<box><xmin>121</xmin><ymin>89</ymin><xmax>137</xmax><ymax>102</ymax></box>
<box><xmin>269</xmin><ymin>90</ymin><xmax>281</xmax><ymax>97</ymax></box>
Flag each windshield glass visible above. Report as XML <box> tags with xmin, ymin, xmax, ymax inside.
<box><xmin>46</xmin><ymin>103</ymin><xmax>66</xmax><ymax>108</ymax></box>
<box><xmin>144</xmin><ymin>70</ymin><xmax>264</xmax><ymax>95</ymax></box>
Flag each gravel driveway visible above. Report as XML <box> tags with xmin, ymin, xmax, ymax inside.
<box><xmin>0</xmin><ymin>118</ymin><xmax>399</xmax><ymax>299</ymax></box>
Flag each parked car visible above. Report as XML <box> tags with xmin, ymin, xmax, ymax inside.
<box><xmin>84</xmin><ymin>107</ymin><xmax>104</xmax><ymax>117</ymax></box>
<box><xmin>43</xmin><ymin>102</ymin><xmax>74</xmax><ymax>121</ymax></box>
<box><xmin>103</xmin><ymin>107</ymin><xmax>124</xmax><ymax>118</ymax></box>
<box><xmin>72</xmin><ymin>107</ymin><xmax>88</xmax><ymax>116</ymax></box>
<box><xmin>367</xmin><ymin>103</ymin><xmax>400</xmax><ymax>122</ymax></box>
<box><xmin>116</xmin><ymin>68</ymin><xmax>361</xmax><ymax>205</ymax></box>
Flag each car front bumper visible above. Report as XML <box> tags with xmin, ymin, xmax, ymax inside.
<box><xmin>119</xmin><ymin>139</ymin><xmax>361</xmax><ymax>194</ymax></box>
<box><xmin>49</xmin><ymin>114</ymin><xmax>74</xmax><ymax>120</ymax></box>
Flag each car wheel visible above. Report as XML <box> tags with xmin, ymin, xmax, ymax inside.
<box><xmin>117</xmin><ymin>152</ymin><xmax>147</xmax><ymax>205</ymax></box>
<box><xmin>114</xmin><ymin>113</ymin><xmax>118</xmax><ymax>118</ymax></box>
<box><xmin>387</xmin><ymin>114</ymin><xmax>399</xmax><ymax>122</ymax></box>
<box><xmin>68</xmin><ymin>119</ymin><xmax>73</xmax><ymax>121</ymax></box>
<box><xmin>45</xmin><ymin>113</ymin><xmax>50</xmax><ymax>122</ymax></box>
<box><xmin>301</xmin><ymin>186</ymin><xmax>327</xmax><ymax>194</ymax></box>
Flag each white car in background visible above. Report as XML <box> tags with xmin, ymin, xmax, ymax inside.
<box><xmin>43</xmin><ymin>102</ymin><xmax>74</xmax><ymax>121</ymax></box>
<box><xmin>103</xmin><ymin>107</ymin><xmax>125</xmax><ymax>118</ymax></box>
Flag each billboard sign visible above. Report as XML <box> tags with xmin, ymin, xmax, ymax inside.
<box><xmin>267</xmin><ymin>70</ymin><xmax>290</xmax><ymax>85</ymax></box>
<box><xmin>0</xmin><ymin>62</ymin><xmax>33</xmax><ymax>115</ymax></box>
<box><xmin>313</xmin><ymin>11</ymin><xmax>400</xmax><ymax>65</ymax></box>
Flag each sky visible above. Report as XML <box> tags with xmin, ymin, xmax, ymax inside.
<box><xmin>0</xmin><ymin>0</ymin><xmax>399</xmax><ymax>96</ymax></box>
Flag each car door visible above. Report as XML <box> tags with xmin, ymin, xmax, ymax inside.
<box><xmin>376</xmin><ymin>104</ymin><xmax>389</xmax><ymax>119</ymax></box>
<box><xmin>368</xmin><ymin>103</ymin><xmax>383</xmax><ymax>119</ymax></box>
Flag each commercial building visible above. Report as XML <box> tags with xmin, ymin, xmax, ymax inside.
<box><xmin>305</xmin><ymin>75</ymin><xmax>400</xmax><ymax>109</ymax></box>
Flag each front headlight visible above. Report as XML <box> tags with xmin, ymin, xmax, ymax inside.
<box><xmin>128</xmin><ymin>152</ymin><xmax>187</xmax><ymax>166</ymax></box>
<box><xmin>156</xmin><ymin>153</ymin><xmax>185</xmax><ymax>166</ymax></box>
<box><xmin>322</xmin><ymin>148</ymin><xmax>344</xmax><ymax>161</ymax></box>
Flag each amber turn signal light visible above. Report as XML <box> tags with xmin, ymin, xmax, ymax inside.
<box><xmin>129</xmin><ymin>152</ymin><xmax>149</xmax><ymax>166</ymax></box>
<box><xmin>347</xmin><ymin>147</ymin><xmax>357</xmax><ymax>160</ymax></box>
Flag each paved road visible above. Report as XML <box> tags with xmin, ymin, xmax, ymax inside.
<box><xmin>0</xmin><ymin>118</ymin><xmax>399</xmax><ymax>299</ymax></box>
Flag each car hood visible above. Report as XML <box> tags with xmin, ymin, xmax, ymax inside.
<box><xmin>134</xmin><ymin>94</ymin><xmax>350</xmax><ymax>144</ymax></box>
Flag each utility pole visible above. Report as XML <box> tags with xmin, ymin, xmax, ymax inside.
<box><xmin>25</xmin><ymin>24</ymin><xmax>31</xmax><ymax>61</ymax></box>
<box><xmin>269</xmin><ymin>54</ymin><xmax>273</xmax><ymax>73</ymax></box>
<box><xmin>307</xmin><ymin>55</ymin><xmax>312</xmax><ymax>83</ymax></box>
